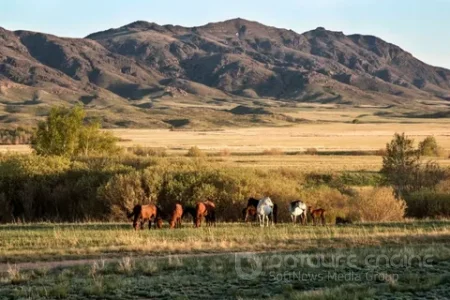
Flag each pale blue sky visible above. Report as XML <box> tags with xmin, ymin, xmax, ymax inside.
<box><xmin>1</xmin><ymin>0</ymin><xmax>449</xmax><ymax>68</ymax></box>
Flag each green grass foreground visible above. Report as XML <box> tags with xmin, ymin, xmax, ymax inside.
<box><xmin>1</xmin><ymin>240</ymin><xmax>450</xmax><ymax>299</ymax></box>
<box><xmin>1</xmin><ymin>221</ymin><xmax>450</xmax><ymax>263</ymax></box>
<box><xmin>1</xmin><ymin>221</ymin><xmax>450</xmax><ymax>299</ymax></box>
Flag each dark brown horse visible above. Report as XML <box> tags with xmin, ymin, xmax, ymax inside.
<box><xmin>127</xmin><ymin>204</ymin><xmax>159</xmax><ymax>230</ymax></box>
<box><xmin>244</xmin><ymin>197</ymin><xmax>278</xmax><ymax>224</ymax></box>
<box><xmin>195</xmin><ymin>200</ymin><xmax>216</xmax><ymax>227</ymax></box>
<box><xmin>169</xmin><ymin>203</ymin><xmax>183</xmax><ymax>229</ymax></box>
<box><xmin>182</xmin><ymin>205</ymin><xmax>197</xmax><ymax>225</ymax></box>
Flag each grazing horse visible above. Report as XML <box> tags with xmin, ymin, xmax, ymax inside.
<box><xmin>256</xmin><ymin>197</ymin><xmax>274</xmax><ymax>227</ymax></box>
<box><xmin>244</xmin><ymin>197</ymin><xmax>278</xmax><ymax>224</ymax></box>
<box><xmin>169</xmin><ymin>203</ymin><xmax>183</xmax><ymax>229</ymax></box>
<box><xmin>127</xmin><ymin>204</ymin><xmax>159</xmax><ymax>230</ymax></box>
<box><xmin>289</xmin><ymin>200</ymin><xmax>307</xmax><ymax>225</ymax></box>
<box><xmin>195</xmin><ymin>200</ymin><xmax>216</xmax><ymax>228</ymax></box>
<box><xmin>309</xmin><ymin>207</ymin><xmax>326</xmax><ymax>226</ymax></box>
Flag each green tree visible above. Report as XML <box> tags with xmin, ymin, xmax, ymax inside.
<box><xmin>381</xmin><ymin>133</ymin><xmax>420</xmax><ymax>197</ymax></box>
<box><xmin>31</xmin><ymin>106</ymin><xmax>119</xmax><ymax>156</ymax></box>
<box><xmin>382</xmin><ymin>133</ymin><xmax>446</xmax><ymax>197</ymax></box>
<box><xmin>418</xmin><ymin>136</ymin><xmax>439</xmax><ymax>157</ymax></box>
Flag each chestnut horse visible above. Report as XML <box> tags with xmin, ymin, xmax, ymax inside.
<box><xmin>195</xmin><ymin>200</ymin><xmax>216</xmax><ymax>227</ymax></box>
<box><xmin>309</xmin><ymin>207</ymin><xmax>326</xmax><ymax>226</ymax></box>
<box><xmin>169</xmin><ymin>203</ymin><xmax>183</xmax><ymax>229</ymax></box>
<box><xmin>127</xmin><ymin>204</ymin><xmax>159</xmax><ymax>230</ymax></box>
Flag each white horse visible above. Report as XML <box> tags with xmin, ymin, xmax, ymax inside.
<box><xmin>289</xmin><ymin>200</ymin><xmax>307</xmax><ymax>225</ymax></box>
<box><xmin>256</xmin><ymin>197</ymin><xmax>274</xmax><ymax>227</ymax></box>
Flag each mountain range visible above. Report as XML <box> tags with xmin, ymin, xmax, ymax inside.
<box><xmin>1</xmin><ymin>18</ymin><xmax>449</xmax><ymax>127</ymax></box>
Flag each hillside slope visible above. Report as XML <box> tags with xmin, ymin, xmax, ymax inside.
<box><xmin>1</xmin><ymin>18</ymin><xmax>450</xmax><ymax>127</ymax></box>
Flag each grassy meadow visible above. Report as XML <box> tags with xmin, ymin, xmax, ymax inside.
<box><xmin>1</xmin><ymin>221</ymin><xmax>450</xmax><ymax>264</ymax></box>
<box><xmin>1</xmin><ymin>120</ymin><xmax>450</xmax><ymax>299</ymax></box>
<box><xmin>1</xmin><ymin>221</ymin><xmax>450</xmax><ymax>299</ymax></box>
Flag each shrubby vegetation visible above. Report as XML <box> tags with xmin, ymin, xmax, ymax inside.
<box><xmin>381</xmin><ymin>133</ymin><xmax>450</xmax><ymax>218</ymax></box>
<box><xmin>382</xmin><ymin>133</ymin><xmax>447</xmax><ymax>197</ymax></box>
<box><xmin>0</xmin><ymin>122</ymin><xmax>449</xmax><ymax>223</ymax></box>
<box><xmin>0</xmin><ymin>153</ymin><xmax>406</xmax><ymax>223</ymax></box>
<box><xmin>419</xmin><ymin>136</ymin><xmax>447</xmax><ymax>157</ymax></box>
<box><xmin>31</xmin><ymin>106</ymin><xmax>119</xmax><ymax>156</ymax></box>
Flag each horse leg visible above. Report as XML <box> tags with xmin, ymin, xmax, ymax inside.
<box><xmin>133</xmin><ymin>215</ymin><xmax>140</xmax><ymax>230</ymax></box>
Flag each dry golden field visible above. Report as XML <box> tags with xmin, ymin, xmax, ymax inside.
<box><xmin>3</xmin><ymin>123</ymin><xmax>450</xmax><ymax>172</ymax></box>
<box><xmin>113</xmin><ymin>123</ymin><xmax>450</xmax><ymax>152</ymax></box>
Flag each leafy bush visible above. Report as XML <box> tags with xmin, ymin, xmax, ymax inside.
<box><xmin>349</xmin><ymin>187</ymin><xmax>406</xmax><ymax>222</ymax></box>
<box><xmin>419</xmin><ymin>136</ymin><xmax>439</xmax><ymax>157</ymax></box>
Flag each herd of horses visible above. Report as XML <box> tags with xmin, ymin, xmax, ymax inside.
<box><xmin>127</xmin><ymin>197</ymin><xmax>333</xmax><ymax>230</ymax></box>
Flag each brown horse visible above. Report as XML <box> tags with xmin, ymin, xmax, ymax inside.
<box><xmin>127</xmin><ymin>204</ymin><xmax>159</xmax><ymax>230</ymax></box>
<box><xmin>195</xmin><ymin>200</ymin><xmax>216</xmax><ymax>228</ymax></box>
<box><xmin>309</xmin><ymin>207</ymin><xmax>326</xmax><ymax>226</ymax></box>
<box><xmin>169</xmin><ymin>203</ymin><xmax>183</xmax><ymax>229</ymax></box>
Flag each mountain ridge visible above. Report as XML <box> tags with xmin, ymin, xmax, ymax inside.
<box><xmin>1</xmin><ymin>18</ymin><xmax>449</xmax><ymax>127</ymax></box>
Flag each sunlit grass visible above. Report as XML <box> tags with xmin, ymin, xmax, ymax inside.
<box><xmin>1</xmin><ymin>221</ymin><xmax>450</xmax><ymax>263</ymax></box>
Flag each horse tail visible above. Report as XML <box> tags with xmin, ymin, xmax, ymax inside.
<box><xmin>272</xmin><ymin>203</ymin><xmax>278</xmax><ymax>224</ymax></box>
